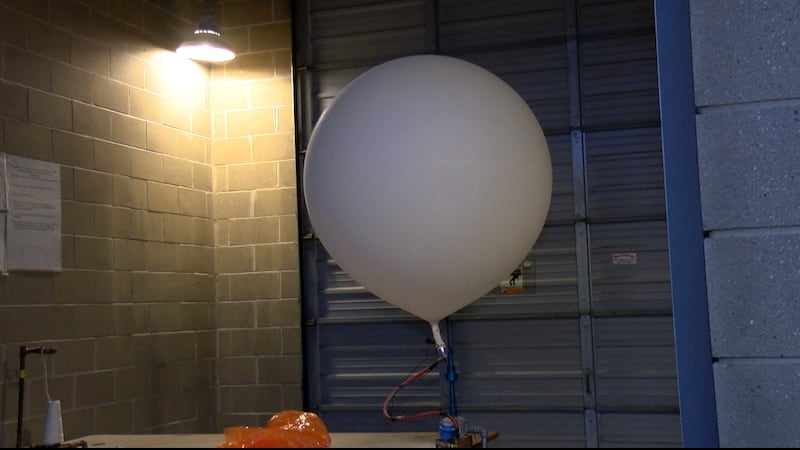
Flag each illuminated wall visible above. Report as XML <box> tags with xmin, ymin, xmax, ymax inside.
<box><xmin>0</xmin><ymin>0</ymin><xmax>296</xmax><ymax>446</ymax></box>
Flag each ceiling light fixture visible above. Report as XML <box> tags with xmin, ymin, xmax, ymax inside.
<box><xmin>176</xmin><ymin>0</ymin><xmax>235</xmax><ymax>63</ymax></box>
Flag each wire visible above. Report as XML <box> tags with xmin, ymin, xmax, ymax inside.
<box><xmin>381</xmin><ymin>356</ymin><xmax>459</xmax><ymax>437</ymax></box>
<box><xmin>41</xmin><ymin>351</ymin><xmax>51</xmax><ymax>401</ymax></box>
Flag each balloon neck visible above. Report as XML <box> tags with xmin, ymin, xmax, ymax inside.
<box><xmin>430</xmin><ymin>321</ymin><xmax>448</xmax><ymax>359</ymax></box>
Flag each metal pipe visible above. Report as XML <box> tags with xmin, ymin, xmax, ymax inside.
<box><xmin>16</xmin><ymin>346</ymin><xmax>57</xmax><ymax>448</ymax></box>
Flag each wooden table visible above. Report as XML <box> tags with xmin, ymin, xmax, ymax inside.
<box><xmin>71</xmin><ymin>432</ymin><xmax>437</xmax><ymax>448</ymax></box>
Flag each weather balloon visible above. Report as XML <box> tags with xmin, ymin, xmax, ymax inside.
<box><xmin>303</xmin><ymin>54</ymin><xmax>552</xmax><ymax>349</ymax></box>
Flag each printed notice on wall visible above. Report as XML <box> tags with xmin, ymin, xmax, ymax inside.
<box><xmin>6</xmin><ymin>155</ymin><xmax>61</xmax><ymax>271</ymax></box>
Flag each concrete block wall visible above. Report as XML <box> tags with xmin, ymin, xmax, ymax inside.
<box><xmin>210</xmin><ymin>0</ymin><xmax>301</xmax><ymax>429</ymax></box>
<box><xmin>0</xmin><ymin>0</ymin><xmax>298</xmax><ymax>446</ymax></box>
<box><xmin>691</xmin><ymin>0</ymin><xmax>800</xmax><ymax>446</ymax></box>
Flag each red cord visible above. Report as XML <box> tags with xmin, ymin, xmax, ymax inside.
<box><xmin>381</xmin><ymin>357</ymin><xmax>458</xmax><ymax>435</ymax></box>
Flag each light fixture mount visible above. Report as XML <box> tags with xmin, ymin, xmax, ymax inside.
<box><xmin>176</xmin><ymin>0</ymin><xmax>235</xmax><ymax>63</ymax></box>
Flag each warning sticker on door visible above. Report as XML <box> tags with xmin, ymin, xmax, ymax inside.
<box><xmin>500</xmin><ymin>260</ymin><xmax>529</xmax><ymax>294</ymax></box>
<box><xmin>612</xmin><ymin>252</ymin><xmax>637</xmax><ymax>264</ymax></box>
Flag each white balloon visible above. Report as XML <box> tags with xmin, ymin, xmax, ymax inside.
<box><xmin>303</xmin><ymin>54</ymin><xmax>552</xmax><ymax>323</ymax></box>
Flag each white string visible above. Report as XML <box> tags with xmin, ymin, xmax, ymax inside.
<box><xmin>41</xmin><ymin>351</ymin><xmax>51</xmax><ymax>401</ymax></box>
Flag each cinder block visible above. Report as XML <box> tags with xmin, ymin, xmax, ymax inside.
<box><xmin>218</xmin><ymin>328</ymin><xmax>281</xmax><ymax>357</ymax></box>
<box><xmin>193</xmin><ymin>162</ymin><xmax>212</xmax><ymax>191</ymax></box>
<box><xmin>177</xmin><ymin>245</ymin><xmax>212</xmax><ymax>273</ymax></box>
<box><xmin>256</xmin><ymin>298</ymin><xmax>299</xmax><ymax>327</ymax></box>
<box><xmin>257</xmin><ymin>355</ymin><xmax>301</xmax><ymax>384</ymax></box>
<box><xmin>53</xmin><ymin>61</ymin><xmax>92</xmax><ymax>102</ymax></box>
<box><xmin>253</xmin><ymin>133</ymin><xmax>293</xmax><ymax>161</ymax></box>
<box><xmin>95</xmin><ymin>140</ymin><xmax>131</xmax><ymax>176</ymax></box>
<box><xmin>95</xmin><ymin>402</ymin><xmax>134</xmax><ymax>434</ymax></box>
<box><xmin>76</xmin><ymin>371</ymin><xmax>115</xmax><ymax>406</ymax></box>
<box><xmin>227</xmin><ymin>162</ymin><xmax>277</xmax><ymax>191</ymax></box>
<box><xmin>193</xmin><ymin>217</ymin><xmax>214</xmax><ymax>246</ymax></box>
<box><xmin>180</xmin><ymin>302</ymin><xmax>214</xmax><ymax>330</ymax></box>
<box><xmin>222</xmin><ymin>27</ymin><xmax>248</xmax><ymax>57</ymax></box>
<box><xmin>164</xmin><ymin>213</ymin><xmax>194</xmax><ymax>243</ymax></box>
<box><xmin>73</xmin><ymin>102</ymin><xmax>111</xmax><ymax>140</ymax></box>
<box><xmin>4</xmin><ymin>118</ymin><xmax>53</xmax><ymax>160</ymax></box>
<box><xmin>110</xmin><ymin>52</ymin><xmax>145</xmax><ymax>88</ymax></box>
<box><xmin>109</xmin><ymin>1</ymin><xmax>143</xmax><ymax>32</ymax></box>
<box><xmin>218</xmin><ymin>385</ymin><xmax>282</xmax><ymax>414</ymax></box>
<box><xmin>211</xmin><ymin>115</ymin><xmax>226</xmax><ymax>146</ymax></box>
<box><xmin>74</xmin><ymin>168</ymin><xmax>113</xmax><ymax>204</ymax></box>
<box><xmin>51</xmin><ymin>1</ymin><xmax>91</xmax><ymax>40</ymax></box>
<box><xmin>72</xmin><ymin>304</ymin><xmax>115</xmax><ymax>337</ymax></box>
<box><xmin>147</xmin><ymin>181</ymin><xmax>180</xmax><ymax>214</ymax></box>
<box><xmin>225</xmin><ymin>53</ymin><xmax>275</xmax><ymax>84</ymax></box>
<box><xmin>282</xmin><ymin>327</ymin><xmax>301</xmax><ymax>355</ymax></box>
<box><xmin>212</xmin><ymin>137</ymin><xmax>250</xmax><ymax>165</ymax></box>
<box><xmin>163</xmin><ymin>156</ymin><xmax>193</xmax><ymax>187</ymax></box>
<box><xmin>131</xmin><ymin>149</ymin><xmax>164</xmax><ymax>181</ymax></box>
<box><xmin>212</xmin><ymin>83</ymin><xmax>249</xmax><ymax>111</ymax></box>
<box><xmin>110</xmin><ymin>112</ymin><xmax>146</xmax><ymax>148</ymax></box>
<box><xmin>277</xmin><ymin>160</ymin><xmax>296</xmax><ymax>187</ymax></box>
<box><xmin>213</xmin><ymin>191</ymin><xmax>252</xmax><ymax>219</ymax></box>
<box><xmin>280</xmin><ymin>270</ymin><xmax>299</xmax><ymax>298</ymax></box>
<box><xmin>6</xmin><ymin>272</ymin><xmax>55</xmax><ymax>304</ymax></box>
<box><xmin>130</xmin><ymin>87</ymin><xmax>161</xmax><ymax>122</ymax></box>
<box><xmin>146</xmin><ymin>122</ymin><xmax>177</xmax><ymax>155</ymax></box>
<box><xmin>112</xmin><ymin>175</ymin><xmax>147</xmax><ymax>209</ymax></box>
<box><xmin>216</xmin><ymin>301</ymin><xmax>256</xmax><ymax>328</ymax></box>
<box><xmin>149</xmin><ymin>302</ymin><xmax>181</xmax><ymax>332</ymax></box>
<box><xmin>162</xmin><ymin>98</ymin><xmax>191</xmax><ymax>132</ymax></box>
<box><xmin>275</xmin><ymin>50</ymin><xmax>292</xmax><ymax>78</ymax></box>
<box><xmin>276</xmin><ymin>106</ymin><xmax>293</xmax><ymax>133</ymax></box>
<box><xmin>116</xmin><ymin>366</ymin><xmax>151</xmax><ymax>400</ymax></box>
<box><xmin>252</xmin><ymin>23</ymin><xmax>291</xmax><ymax>52</ymax></box>
<box><xmin>93</xmin><ymin>75</ymin><xmax>128</xmax><ymax>113</ymax></box>
<box><xmin>72</xmin><ymin>34</ymin><xmax>109</xmax><ymax>75</ymax></box>
<box><xmin>714</xmin><ymin>360</ymin><xmax>800</xmax><ymax>447</ymax></box>
<box><xmin>697</xmin><ymin>104</ymin><xmax>800</xmax><ymax>229</ymax></box>
<box><xmin>53</xmin><ymin>130</ymin><xmax>93</xmax><ymax>169</ymax></box>
<box><xmin>252</xmin><ymin>78</ymin><xmax>293</xmax><ymax>107</ymax></box>
<box><xmin>196</xmin><ymin>330</ymin><xmax>216</xmax><ymax>359</ymax></box>
<box><xmin>0</xmin><ymin>81</ymin><xmax>27</xmax><ymax>121</ymax></box>
<box><xmin>254</xmin><ymin>243</ymin><xmax>297</xmax><ymax>271</ymax></box>
<box><xmin>178</xmin><ymin>187</ymin><xmax>208</xmax><ymax>217</ymax></box>
<box><xmin>30</xmin><ymin>89</ymin><xmax>72</xmax><ymax>129</ymax></box>
<box><xmin>217</xmin><ymin>357</ymin><xmax>257</xmax><ymax>385</ymax></box>
<box><xmin>75</xmin><ymin>236</ymin><xmax>113</xmax><ymax>269</ymax></box>
<box><xmin>144</xmin><ymin>60</ymin><xmax>168</xmax><ymax>96</ymax></box>
<box><xmin>691</xmin><ymin>0</ymin><xmax>800</xmax><ymax>106</ymax></box>
<box><xmin>278</xmin><ymin>216</ymin><xmax>298</xmax><ymax>243</ymax></box>
<box><xmin>228</xmin><ymin>217</ymin><xmax>279</xmax><ymax>245</ymax></box>
<box><xmin>4</xmin><ymin>46</ymin><xmax>50</xmax><ymax>91</ymax></box>
<box><xmin>0</xmin><ymin>5</ymin><xmax>27</xmax><ymax>47</ymax></box>
<box><xmin>192</xmin><ymin>275</ymin><xmax>214</xmax><ymax>302</ymax></box>
<box><xmin>94</xmin><ymin>205</ymin><xmax>132</xmax><ymax>238</ymax></box>
<box><xmin>61</xmin><ymin>166</ymin><xmax>75</xmax><ymax>199</ymax></box>
<box><xmin>706</xmin><ymin>231</ymin><xmax>800</xmax><ymax>357</ymax></box>
<box><xmin>177</xmin><ymin>132</ymin><xmax>207</xmax><ymax>163</ymax></box>
<box><xmin>192</xmin><ymin>107</ymin><xmax>211</xmax><ymax>138</ymax></box>
<box><xmin>62</xmin><ymin>235</ymin><xmax>75</xmax><ymax>268</ymax></box>
<box><xmin>215</xmin><ymin>246</ymin><xmax>253</xmax><ymax>273</ymax></box>
<box><xmin>254</xmin><ymin>188</ymin><xmax>295</xmax><ymax>216</ymax></box>
<box><xmin>131</xmin><ymin>210</ymin><xmax>164</xmax><ymax>241</ymax></box>
<box><xmin>145</xmin><ymin>241</ymin><xmax>179</xmax><ymax>272</ymax></box>
<box><xmin>224</xmin><ymin>1</ymin><xmax>273</xmax><ymax>28</ymax></box>
<box><xmin>229</xmin><ymin>272</ymin><xmax>280</xmax><ymax>300</ymax></box>
<box><xmin>113</xmin><ymin>239</ymin><xmax>146</xmax><ymax>271</ymax></box>
<box><xmin>227</xmin><ymin>108</ymin><xmax>276</xmax><ymax>137</ymax></box>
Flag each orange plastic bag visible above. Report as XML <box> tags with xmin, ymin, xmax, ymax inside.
<box><xmin>217</xmin><ymin>410</ymin><xmax>331</xmax><ymax>448</ymax></box>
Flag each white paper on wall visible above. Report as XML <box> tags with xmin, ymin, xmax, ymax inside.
<box><xmin>6</xmin><ymin>155</ymin><xmax>61</xmax><ymax>271</ymax></box>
